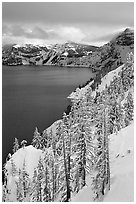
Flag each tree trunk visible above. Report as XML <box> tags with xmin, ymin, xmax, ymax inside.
<box><xmin>103</xmin><ymin>108</ymin><xmax>110</xmax><ymax>191</ymax></box>
<box><xmin>62</xmin><ymin>134</ymin><xmax>71</xmax><ymax>202</ymax></box>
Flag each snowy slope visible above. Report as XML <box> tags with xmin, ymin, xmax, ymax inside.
<box><xmin>103</xmin><ymin>122</ymin><xmax>134</xmax><ymax>202</ymax></box>
<box><xmin>68</xmin><ymin>64</ymin><xmax>124</xmax><ymax>101</ymax></box>
<box><xmin>71</xmin><ymin>175</ymin><xmax>94</xmax><ymax>202</ymax></box>
<box><xmin>91</xmin><ymin>64</ymin><xmax>123</xmax><ymax>98</ymax></box>
<box><xmin>5</xmin><ymin>120</ymin><xmax>61</xmax><ymax>183</ymax></box>
<box><xmin>71</xmin><ymin>122</ymin><xmax>134</xmax><ymax>202</ymax></box>
<box><xmin>68</xmin><ymin>81</ymin><xmax>94</xmax><ymax>101</ymax></box>
<box><xmin>46</xmin><ymin>119</ymin><xmax>61</xmax><ymax>135</ymax></box>
<box><xmin>5</xmin><ymin>145</ymin><xmax>43</xmax><ymax>201</ymax></box>
<box><xmin>6</xmin><ymin>145</ymin><xmax>43</xmax><ymax>179</ymax></box>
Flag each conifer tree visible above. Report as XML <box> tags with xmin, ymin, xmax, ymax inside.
<box><xmin>22</xmin><ymin>160</ymin><xmax>30</xmax><ymax>198</ymax></box>
<box><xmin>92</xmin><ymin>104</ymin><xmax>110</xmax><ymax>200</ymax></box>
<box><xmin>2</xmin><ymin>163</ymin><xmax>9</xmax><ymax>201</ymax></box>
<box><xmin>21</xmin><ymin>140</ymin><xmax>27</xmax><ymax>148</ymax></box>
<box><xmin>13</xmin><ymin>138</ymin><xmax>19</xmax><ymax>153</ymax></box>
<box><xmin>41</xmin><ymin>129</ymin><xmax>49</xmax><ymax>149</ymax></box>
<box><xmin>30</xmin><ymin>168</ymin><xmax>38</xmax><ymax>202</ymax></box>
<box><xmin>42</xmin><ymin>165</ymin><xmax>51</xmax><ymax>202</ymax></box>
<box><xmin>36</xmin><ymin>156</ymin><xmax>44</xmax><ymax>201</ymax></box>
<box><xmin>56</xmin><ymin>114</ymin><xmax>72</xmax><ymax>202</ymax></box>
<box><xmin>32</xmin><ymin>127</ymin><xmax>42</xmax><ymax>149</ymax></box>
<box><xmin>124</xmin><ymin>92</ymin><xmax>134</xmax><ymax>126</ymax></box>
<box><xmin>16</xmin><ymin>169</ymin><xmax>24</xmax><ymax>202</ymax></box>
<box><xmin>2</xmin><ymin>181</ymin><xmax>7</xmax><ymax>202</ymax></box>
<box><xmin>10</xmin><ymin>158</ymin><xmax>18</xmax><ymax>177</ymax></box>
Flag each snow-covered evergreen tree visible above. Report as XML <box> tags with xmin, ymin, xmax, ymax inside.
<box><xmin>2</xmin><ymin>181</ymin><xmax>7</xmax><ymax>202</ymax></box>
<box><xmin>16</xmin><ymin>169</ymin><xmax>24</xmax><ymax>202</ymax></box>
<box><xmin>30</xmin><ymin>168</ymin><xmax>38</xmax><ymax>202</ymax></box>
<box><xmin>32</xmin><ymin>127</ymin><xmax>42</xmax><ymax>149</ymax></box>
<box><xmin>10</xmin><ymin>158</ymin><xmax>18</xmax><ymax>176</ymax></box>
<box><xmin>42</xmin><ymin>165</ymin><xmax>51</xmax><ymax>202</ymax></box>
<box><xmin>59</xmin><ymin>114</ymin><xmax>72</xmax><ymax>202</ymax></box>
<box><xmin>21</xmin><ymin>140</ymin><xmax>27</xmax><ymax>148</ymax></box>
<box><xmin>124</xmin><ymin>91</ymin><xmax>134</xmax><ymax>126</ymax></box>
<box><xmin>41</xmin><ymin>129</ymin><xmax>49</xmax><ymax>149</ymax></box>
<box><xmin>22</xmin><ymin>160</ymin><xmax>30</xmax><ymax>198</ymax></box>
<box><xmin>36</xmin><ymin>156</ymin><xmax>44</xmax><ymax>201</ymax></box>
<box><xmin>91</xmin><ymin>103</ymin><xmax>110</xmax><ymax>200</ymax></box>
<box><xmin>13</xmin><ymin>138</ymin><xmax>19</xmax><ymax>153</ymax></box>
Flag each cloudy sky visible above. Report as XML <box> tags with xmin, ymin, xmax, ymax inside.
<box><xmin>2</xmin><ymin>2</ymin><xmax>134</xmax><ymax>46</ymax></box>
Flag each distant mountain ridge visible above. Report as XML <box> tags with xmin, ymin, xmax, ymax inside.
<box><xmin>2</xmin><ymin>28</ymin><xmax>134</xmax><ymax>68</ymax></box>
<box><xmin>2</xmin><ymin>41</ymin><xmax>98</xmax><ymax>66</ymax></box>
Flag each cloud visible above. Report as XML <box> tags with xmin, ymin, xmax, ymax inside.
<box><xmin>2</xmin><ymin>24</ymin><xmax>9</xmax><ymax>34</ymax></box>
<box><xmin>55</xmin><ymin>26</ymin><xmax>86</xmax><ymax>42</ymax></box>
<box><xmin>25</xmin><ymin>27</ymin><xmax>49</xmax><ymax>39</ymax></box>
<box><xmin>2</xmin><ymin>2</ymin><xmax>133</xmax><ymax>46</ymax></box>
<box><xmin>2</xmin><ymin>22</ymin><xmax>133</xmax><ymax>47</ymax></box>
<box><xmin>4</xmin><ymin>24</ymin><xmax>49</xmax><ymax>39</ymax></box>
<box><xmin>2</xmin><ymin>23</ymin><xmax>86</xmax><ymax>44</ymax></box>
<box><xmin>88</xmin><ymin>31</ymin><xmax>121</xmax><ymax>43</ymax></box>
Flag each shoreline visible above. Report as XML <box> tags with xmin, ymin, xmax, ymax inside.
<box><xmin>2</xmin><ymin>63</ymin><xmax>92</xmax><ymax>69</ymax></box>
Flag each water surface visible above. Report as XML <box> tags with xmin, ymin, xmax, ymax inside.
<box><xmin>2</xmin><ymin>65</ymin><xmax>95</xmax><ymax>164</ymax></box>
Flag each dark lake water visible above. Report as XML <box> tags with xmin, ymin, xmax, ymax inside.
<box><xmin>2</xmin><ymin>65</ymin><xmax>95</xmax><ymax>165</ymax></box>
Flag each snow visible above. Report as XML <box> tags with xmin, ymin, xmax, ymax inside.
<box><xmin>6</xmin><ymin>145</ymin><xmax>43</xmax><ymax>178</ymax></box>
<box><xmin>121</xmin><ymin>86</ymin><xmax>134</xmax><ymax>105</ymax></box>
<box><xmin>103</xmin><ymin>122</ymin><xmax>134</xmax><ymax>202</ymax></box>
<box><xmin>91</xmin><ymin>64</ymin><xmax>124</xmax><ymax>98</ymax></box>
<box><xmin>5</xmin><ymin>120</ymin><xmax>62</xmax><ymax>182</ymax></box>
<box><xmin>4</xmin><ymin>145</ymin><xmax>44</xmax><ymax>201</ymax></box>
<box><xmin>62</xmin><ymin>51</ymin><xmax>68</xmax><ymax>56</ymax></box>
<box><xmin>6</xmin><ymin>119</ymin><xmax>61</xmax><ymax>179</ymax></box>
<box><xmin>71</xmin><ymin>176</ymin><xmax>94</xmax><ymax>202</ymax></box>
<box><xmin>104</xmin><ymin>154</ymin><xmax>134</xmax><ymax>202</ymax></box>
<box><xmin>46</xmin><ymin>119</ymin><xmax>62</xmax><ymax>136</ymax></box>
<box><xmin>109</xmin><ymin>122</ymin><xmax>134</xmax><ymax>159</ymax></box>
<box><xmin>68</xmin><ymin>81</ymin><xmax>94</xmax><ymax>101</ymax></box>
<box><xmin>68</xmin><ymin>64</ymin><xmax>123</xmax><ymax>101</ymax></box>
<box><xmin>13</xmin><ymin>44</ymin><xmax>21</xmax><ymax>48</ymax></box>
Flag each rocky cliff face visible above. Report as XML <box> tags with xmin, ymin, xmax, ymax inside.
<box><xmin>2</xmin><ymin>42</ymin><xmax>98</xmax><ymax>66</ymax></box>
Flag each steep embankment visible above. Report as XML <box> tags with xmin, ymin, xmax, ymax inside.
<box><xmin>103</xmin><ymin>122</ymin><xmax>134</xmax><ymax>202</ymax></box>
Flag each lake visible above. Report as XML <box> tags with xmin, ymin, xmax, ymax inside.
<box><xmin>2</xmin><ymin>65</ymin><xmax>95</xmax><ymax>165</ymax></box>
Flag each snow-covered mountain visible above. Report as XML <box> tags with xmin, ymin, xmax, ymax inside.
<box><xmin>2</xmin><ymin>28</ymin><xmax>134</xmax><ymax>68</ymax></box>
<box><xmin>2</xmin><ymin>41</ymin><xmax>98</xmax><ymax>66</ymax></box>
